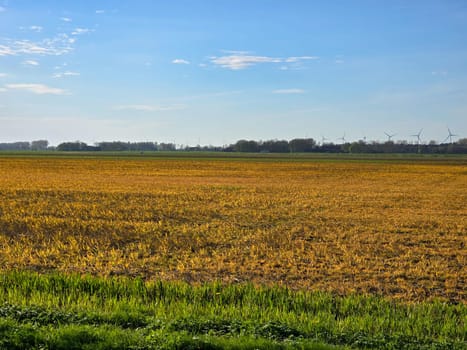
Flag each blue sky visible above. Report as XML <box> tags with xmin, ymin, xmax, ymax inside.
<box><xmin>0</xmin><ymin>0</ymin><xmax>466</xmax><ymax>146</ymax></box>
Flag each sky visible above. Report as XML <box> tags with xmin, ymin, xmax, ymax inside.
<box><xmin>0</xmin><ymin>0</ymin><xmax>466</xmax><ymax>146</ymax></box>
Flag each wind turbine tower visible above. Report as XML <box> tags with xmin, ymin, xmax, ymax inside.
<box><xmin>384</xmin><ymin>132</ymin><xmax>396</xmax><ymax>142</ymax></box>
<box><xmin>443</xmin><ymin>127</ymin><xmax>458</xmax><ymax>144</ymax></box>
<box><xmin>337</xmin><ymin>133</ymin><xmax>346</xmax><ymax>144</ymax></box>
<box><xmin>411</xmin><ymin>129</ymin><xmax>423</xmax><ymax>145</ymax></box>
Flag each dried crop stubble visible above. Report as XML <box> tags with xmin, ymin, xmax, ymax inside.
<box><xmin>0</xmin><ymin>157</ymin><xmax>465</xmax><ymax>302</ymax></box>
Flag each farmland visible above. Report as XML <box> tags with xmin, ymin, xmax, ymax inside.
<box><xmin>0</xmin><ymin>154</ymin><xmax>466</xmax><ymax>349</ymax></box>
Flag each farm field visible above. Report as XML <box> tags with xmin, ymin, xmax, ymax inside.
<box><xmin>0</xmin><ymin>154</ymin><xmax>466</xmax><ymax>349</ymax></box>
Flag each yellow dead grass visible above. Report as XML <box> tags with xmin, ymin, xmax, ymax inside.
<box><xmin>0</xmin><ymin>156</ymin><xmax>465</xmax><ymax>302</ymax></box>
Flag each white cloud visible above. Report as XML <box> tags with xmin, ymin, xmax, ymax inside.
<box><xmin>95</xmin><ymin>10</ymin><xmax>105</xmax><ymax>14</ymax></box>
<box><xmin>431</xmin><ymin>71</ymin><xmax>448</xmax><ymax>76</ymax></box>
<box><xmin>53</xmin><ymin>71</ymin><xmax>80</xmax><ymax>78</ymax></box>
<box><xmin>60</xmin><ymin>17</ymin><xmax>72</xmax><ymax>22</ymax></box>
<box><xmin>114</xmin><ymin>104</ymin><xmax>185</xmax><ymax>112</ymax></box>
<box><xmin>71</xmin><ymin>28</ymin><xmax>92</xmax><ymax>35</ymax></box>
<box><xmin>0</xmin><ymin>6</ymin><xmax>5</xmax><ymax>12</ymax></box>
<box><xmin>54</xmin><ymin>63</ymin><xmax>68</xmax><ymax>70</ymax></box>
<box><xmin>0</xmin><ymin>73</ymin><xmax>7</xmax><ymax>78</ymax></box>
<box><xmin>0</xmin><ymin>36</ymin><xmax>74</xmax><ymax>56</ymax></box>
<box><xmin>285</xmin><ymin>56</ymin><xmax>319</xmax><ymax>63</ymax></box>
<box><xmin>5</xmin><ymin>83</ymin><xmax>68</xmax><ymax>95</ymax></box>
<box><xmin>0</xmin><ymin>44</ymin><xmax>14</xmax><ymax>56</ymax></box>
<box><xmin>0</xmin><ymin>88</ymin><xmax>6</xmax><ymax>92</ymax></box>
<box><xmin>210</xmin><ymin>53</ymin><xmax>318</xmax><ymax>70</ymax></box>
<box><xmin>273</xmin><ymin>89</ymin><xmax>305</xmax><ymax>94</ymax></box>
<box><xmin>29</xmin><ymin>26</ymin><xmax>43</xmax><ymax>32</ymax></box>
<box><xmin>172</xmin><ymin>58</ymin><xmax>190</xmax><ymax>64</ymax></box>
<box><xmin>23</xmin><ymin>59</ymin><xmax>39</xmax><ymax>66</ymax></box>
<box><xmin>220</xmin><ymin>50</ymin><xmax>251</xmax><ymax>55</ymax></box>
<box><xmin>210</xmin><ymin>55</ymin><xmax>281</xmax><ymax>70</ymax></box>
<box><xmin>14</xmin><ymin>41</ymin><xmax>53</xmax><ymax>55</ymax></box>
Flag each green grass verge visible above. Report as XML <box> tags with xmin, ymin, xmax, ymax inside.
<box><xmin>0</xmin><ymin>271</ymin><xmax>465</xmax><ymax>349</ymax></box>
<box><xmin>1</xmin><ymin>151</ymin><xmax>466</xmax><ymax>164</ymax></box>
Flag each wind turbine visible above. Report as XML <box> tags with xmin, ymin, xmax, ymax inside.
<box><xmin>384</xmin><ymin>132</ymin><xmax>396</xmax><ymax>142</ymax></box>
<box><xmin>411</xmin><ymin>128</ymin><xmax>423</xmax><ymax>145</ymax></box>
<box><xmin>442</xmin><ymin>127</ymin><xmax>458</xmax><ymax>144</ymax></box>
<box><xmin>337</xmin><ymin>132</ymin><xmax>346</xmax><ymax>144</ymax></box>
<box><xmin>320</xmin><ymin>135</ymin><xmax>329</xmax><ymax>145</ymax></box>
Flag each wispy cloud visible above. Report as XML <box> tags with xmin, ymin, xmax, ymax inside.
<box><xmin>0</xmin><ymin>36</ymin><xmax>74</xmax><ymax>56</ymax></box>
<box><xmin>95</xmin><ymin>10</ymin><xmax>105</xmax><ymax>14</ymax></box>
<box><xmin>0</xmin><ymin>88</ymin><xmax>6</xmax><ymax>92</ymax></box>
<box><xmin>114</xmin><ymin>104</ymin><xmax>186</xmax><ymax>112</ymax></box>
<box><xmin>71</xmin><ymin>28</ymin><xmax>92</xmax><ymax>35</ymax></box>
<box><xmin>29</xmin><ymin>26</ymin><xmax>43</xmax><ymax>32</ymax></box>
<box><xmin>5</xmin><ymin>83</ymin><xmax>69</xmax><ymax>95</ymax></box>
<box><xmin>0</xmin><ymin>73</ymin><xmax>7</xmax><ymax>78</ymax></box>
<box><xmin>431</xmin><ymin>70</ymin><xmax>448</xmax><ymax>76</ymax></box>
<box><xmin>220</xmin><ymin>50</ymin><xmax>251</xmax><ymax>55</ymax></box>
<box><xmin>284</xmin><ymin>56</ymin><xmax>319</xmax><ymax>63</ymax></box>
<box><xmin>53</xmin><ymin>71</ymin><xmax>80</xmax><ymax>78</ymax></box>
<box><xmin>210</xmin><ymin>53</ymin><xmax>318</xmax><ymax>70</ymax></box>
<box><xmin>54</xmin><ymin>63</ymin><xmax>68</xmax><ymax>70</ymax></box>
<box><xmin>211</xmin><ymin>55</ymin><xmax>281</xmax><ymax>70</ymax></box>
<box><xmin>172</xmin><ymin>58</ymin><xmax>190</xmax><ymax>65</ymax></box>
<box><xmin>0</xmin><ymin>44</ymin><xmax>14</xmax><ymax>56</ymax></box>
<box><xmin>23</xmin><ymin>59</ymin><xmax>39</xmax><ymax>66</ymax></box>
<box><xmin>0</xmin><ymin>6</ymin><xmax>6</xmax><ymax>12</ymax></box>
<box><xmin>273</xmin><ymin>89</ymin><xmax>305</xmax><ymax>94</ymax></box>
<box><xmin>60</xmin><ymin>17</ymin><xmax>72</xmax><ymax>22</ymax></box>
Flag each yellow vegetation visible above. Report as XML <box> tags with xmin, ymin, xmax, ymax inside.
<box><xmin>0</xmin><ymin>156</ymin><xmax>465</xmax><ymax>302</ymax></box>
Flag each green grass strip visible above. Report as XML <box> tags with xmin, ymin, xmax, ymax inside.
<box><xmin>0</xmin><ymin>271</ymin><xmax>465</xmax><ymax>349</ymax></box>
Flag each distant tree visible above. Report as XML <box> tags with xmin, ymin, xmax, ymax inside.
<box><xmin>260</xmin><ymin>139</ymin><xmax>289</xmax><ymax>153</ymax></box>
<box><xmin>57</xmin><ymin>141</ymin><xmax>95</xmax><ymax>151</ymax></box>
<box><xmin>130</xmin><ymin>142</ymin><xmax>157</xmax><ymax>151</ymax></box>
<box><xmin>0</xmin><ymin>142</ymin><xmax>30</xmax><ymax>150</ymax></box>
<box><xmin>98</xmin><ymin>141</ymin><xmax>130</xmax><ymax>151</ymax></box>
<box><xmin>234</xmin><ymin>140</ymin><xmax>259</xmax><ymax>152</ymax></box>
<box><xmin>348</xmin><ymin>141</ymin><xmax>366</xmax><ymax>153</ymax></box>
<box><xmin>289</xmin><ymin>138</ymin><xmax>316</xmax><ymax>152</ymax></box>
<box><xmin>158</xmin><ymin>143</ymin><xmax>176</xmax><ymax>151</ymax></box>
<box><xmin>31</xmin><ymin>140</ymin><xmax>49</xmax><ymax>151</ymax></box>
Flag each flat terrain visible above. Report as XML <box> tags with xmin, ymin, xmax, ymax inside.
<box><xmin>0</xmin><ymin>154</ymin><xmax>465</xmax><ymax>302</ymax></box>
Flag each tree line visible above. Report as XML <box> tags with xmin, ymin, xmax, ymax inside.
<box><xmin>1</xmin><ymin>138</ymin><xmax>467</xmax><ymax>154</ymax></box>
<box><xmin>229</xmin><ymin>138</ymin><xmax>467</xmax><ymax>154</ymax></box>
